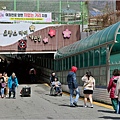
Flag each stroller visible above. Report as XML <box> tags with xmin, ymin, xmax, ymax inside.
<box><xmin>50</xmin><ymin>83</ymin><xmax>62</xmax><ymax>96</ymax></box>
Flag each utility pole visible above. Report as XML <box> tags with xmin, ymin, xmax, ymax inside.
<box><xmin>37</xmin><ymin>0</ymin><xmax>40</xmax><ymax>12</ymax></box>
<box><xmin>80</xmin><ymin>1</ymin><xmax>83</xmax><ymax>32</ymax></box>
<box><xmin>14</xmin><ymin>0</ymin><xmax>16</xmax><ymax>11</ymax></box>
<box><xmin>59</xmin><ymin>0</ymin><xmax>61</xmax><ymax>23</ymax></box>
<box><xmin>113</xmin><ymin>0</ymin><xmax>116</xmax><ymax>23</ymax></box>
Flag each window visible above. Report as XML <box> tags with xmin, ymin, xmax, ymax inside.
<box><xmin>66</xmin><ymin>58</ymin><xmax>69</xmax><ymax>70</ymax></box>
<box><xmin>75</xmin><ymin>55</ymin><xmax>79</xmax><ymax>68</ymax></box>
<box><xmin>55</xmin><ymin>60</ymin><xmax>59</xmax><ymax>71</ymax></box>
<box><xmin>84</xmin><ymin>52</ymin><xmax>88</xmax><ymax>67</ymax></box>
<box><xmin>72</xmin><ymin>56</ymin><xmax>75</xmax><ymax>66</ymax></box>
<box><xmin>80</xmin><ymin>54</ymin><xmax>83</xmax><ymax>68</ymax></box>
<box><xmin>89</xmin><ymin>50</ymin><xmax>93</xmax><ymax>66</ymax></box>
<box><xmin>69</xmin><ymin>57</ymin><xmax>72</xmax><ymax>69</ymax></box>
<box><xmin>63</xmin><ymin>59</ymin><xmax>66</xmax><ymax>70</ymax></box>
<box><xmin>100</xmin><ymin>47</ymin><xmax>106</xmax><ymax>65</ymax></box>
<box><xmin>94</xmin><ymin>49</ymin><xmax>100</xmax><ymax>66</ymax></box>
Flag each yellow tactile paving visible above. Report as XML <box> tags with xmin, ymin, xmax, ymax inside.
<box><xmin>44</xmin><ymin>83</ymin><xmax>113</xmax><ymax>110</ymax></box>
<box><xmin>93</xmin><ymin>101</ymin><xmax>113</xmax><ymax>109</ymax></box>
<box><xmin>44</xmin><ymin>83</ymin><xmax>50</xmax><ymax>87</ymax></box>
<box><xmin>63</xmin><ymin>91</ymin><xmax>113</xmax><ymax>109</ymax></box>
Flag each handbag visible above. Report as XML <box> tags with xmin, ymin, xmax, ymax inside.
<box><xmin>82</xmin><ymin>78</ymin><xmax>93</xmax><ymax>90</ymax></box>
<box><xmin>1</xmin><ymin>82</ymin><xmax>6</xmax><ymax>88</ymax></box>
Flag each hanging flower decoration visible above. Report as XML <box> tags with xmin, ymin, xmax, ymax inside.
<box><xmin>43</xmin><ymin>37</ymin><xmax>48</xmax><ymax>44</ymax></box>
<box><xmin>63</xmin><ymin>29</ymin><xmax>71</xmax><ymax>38</ymax></box>
<box><xmin>48</xmin><ymin>28</ymin><xmax>56</xmax><ymax>37</ymax></box>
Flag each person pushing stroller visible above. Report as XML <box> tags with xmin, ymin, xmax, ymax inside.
<box><xmin>49</xmin><ymin>72</ymin><xmax>56</xmax><ymax>84</ymax></box>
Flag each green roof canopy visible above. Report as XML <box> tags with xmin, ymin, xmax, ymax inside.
<box><xmin>55</xmin><ymin>22</ymin><xmax>120</xmax><ymax>59</ymax></box>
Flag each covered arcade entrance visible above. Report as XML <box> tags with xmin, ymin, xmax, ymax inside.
<box><xmin>0</xmin><ymin>53</ymin><xmax>55</xmax><ymax>84</ymax></box>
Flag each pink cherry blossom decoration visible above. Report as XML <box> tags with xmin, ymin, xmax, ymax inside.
<box><xmin>48</xmin><ymin>28</ymin><xmax>56</xmax><ymax>37</ymax></box>
<box><xmin>43</xmin><ymin>37</ymin><xmax>48</xmax><ymax>44</ymax></box>
<box><xmin>63</xmin><ymin>29</ymin><xmax>71</xmax><ymax>38</ymax></box>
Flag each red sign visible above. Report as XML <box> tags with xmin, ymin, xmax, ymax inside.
<box><xmin>18</xmin><ymin>40</ymin><xmax>27</xmax><ymax>49</ymax></box>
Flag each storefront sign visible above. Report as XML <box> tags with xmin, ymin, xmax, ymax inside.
<box><xmin>0</xmin><ymin>23</ymin><xmax>59</xmax><ymax>46</ymax></box>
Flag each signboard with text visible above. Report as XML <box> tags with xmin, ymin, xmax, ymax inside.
<box><xmin>0</xmin><ymin>11</ymin><xmax>52</xmax><ymax>23</ymax></box>
<box><xmin>0</xmin><ymin>23</ymin><xmax>59</xmax><ymax>46</ymax></box>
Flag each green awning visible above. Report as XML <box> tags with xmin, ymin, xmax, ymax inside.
<box><xmin>55</xmin><ymin>22</ymin><xmax>120</xmax><ymax>59</ymax></box>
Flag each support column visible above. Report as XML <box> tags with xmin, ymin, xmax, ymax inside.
<box><xmin>106</xmin><ymin>43</ymin><xmax>114</xmax><ymax>86</ymax></box>
<box><xmin>106</xmin><ymin>46</ymin><xmax>110</xmax><ymax>86</ymax></box>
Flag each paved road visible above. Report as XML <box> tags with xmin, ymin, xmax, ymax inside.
<box><xmin>0</xmin><ymin>83</ymin><xmax>120</xmax><ymax>120</ymax></box>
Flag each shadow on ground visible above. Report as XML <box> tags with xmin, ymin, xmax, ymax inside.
<box><xmin>98</xmin><ymin>110</ymin><xmax>115</xmax><ymax>114</ymax></box>
<box><xmin>99</xmin><ymin>116</ymin><xmax>120</xmax><ymax>119</ymax></box>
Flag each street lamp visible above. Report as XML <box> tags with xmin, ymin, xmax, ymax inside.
<box><xmin>67</xmin><ymin>0</ymin><xmax>70</xmax><ymax>9</ymax></box>
<box><xmin>67</xmin><ymin>3</ymin><xmax>70</xmax><ymax>10</ymax></box>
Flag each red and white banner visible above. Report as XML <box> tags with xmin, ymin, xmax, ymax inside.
<box><xmin>0</xmin><ymin>11</ymin><xmax>52</xmax><ymax>23</ymax></box>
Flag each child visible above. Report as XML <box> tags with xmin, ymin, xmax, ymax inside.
<box><xmin>3</xmin><ymin>72</ymin><xmax>9</xmax><ymax>97</ymax></box>
<box><xmin>51</xmin><ymin>76</ymin><xmax>62</xmax><ymax>95</ymax></box>
<box><xmin>1</xmin><ymin>78</ymin><xmax>6</xmax><ymax>98</ymax></box>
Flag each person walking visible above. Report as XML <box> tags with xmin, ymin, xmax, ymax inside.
<box><xmin>49</xmin><ymin>72</ymin><xmax>56</xmax><ymax>95</ymax></box>
<box><xmin>115</xmin><ymin>74</ymin><xmax>120</xmax><ymax>114</ymax></box>
<box><xmin>0</xmin><ymin>73</ymin><xmax>5</xmax><ymax>96</ymax></box>
<box><xmin>3</xmin><ymin>72</ymin><xmax>9</xmax><ymax>97</ymax></box>
<box><xmin>8</xmin><ymin>72</ymin><xmax>19</xmax><ymax>99</ymax></box>
<box><xmin>67</xmin><ymin>66</ymin><xmax>80</xmax><ymax>107</ymax></box>
<box><xmin>0</xmin><ymin>73</ymin><xmax>6</xmax><ymax>98</ymax></box>
<box><xmin>29</xmin><ymin>68</ymin><xmax>36</xmax><ymax>83</ymax></box>
<box><xmin>82</xmin><ymin>71</ymin><xmax>95</xmax><ymax>108</ymax></box>
<box><xmin>108</xmin><ymin>69</ymin><xmax>120</xmax><ymax>113</ymax></box>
